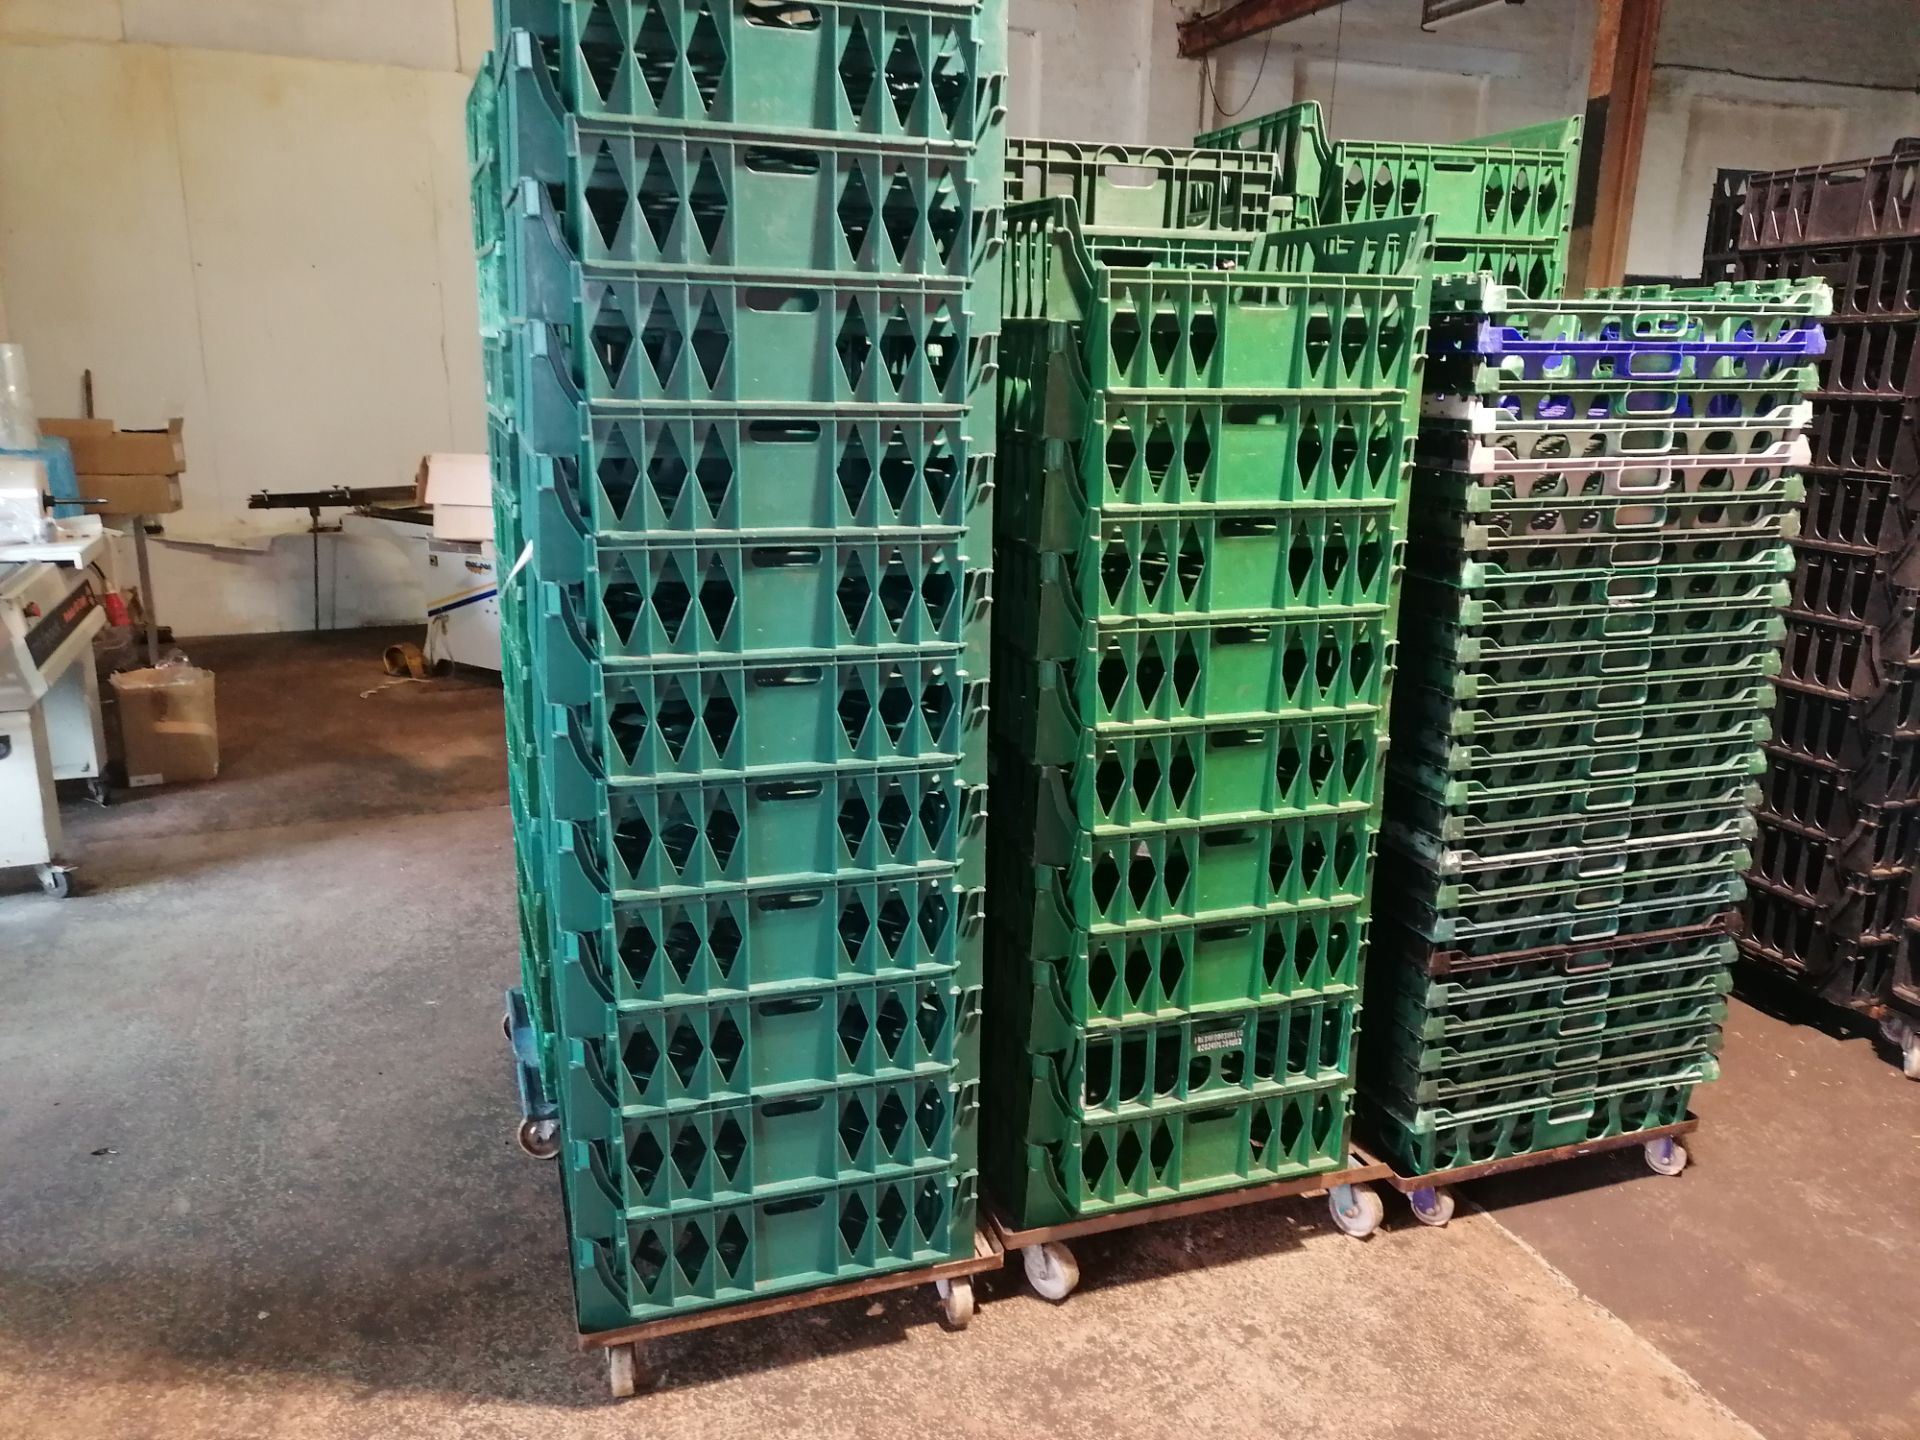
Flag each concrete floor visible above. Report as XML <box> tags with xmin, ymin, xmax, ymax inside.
<box><xmin>0</xmin><ymin>628</ymin><xmax>1908</xmax><ymax>1439</ymax></box>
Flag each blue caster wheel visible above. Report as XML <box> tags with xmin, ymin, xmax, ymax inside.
<box><xmin>1643</xmin><ymin>1137</ymin><xmax>1688</xmax><ymax>1176</ymax></box>
<box><xmin>1409</xmin><ymin>1186</ymin><xmax>1455</xmax><ymax>1227</ymax></box>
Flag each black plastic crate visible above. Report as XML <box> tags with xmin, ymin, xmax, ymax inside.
<box><xmin>1751</xmin><ymin>812</ymin><xmax>1915</xmax><ymax>904</ymax></box>
<box><xmin>1394</xmin><ymin>915</ymin><xmax>1734</xmax><ymax>981</ymax></box>
<box><xmin>1745</xmin><ymin>862</ymin><xmax>1912</xmax><ymax>943</ymax></box>
<box><xmin>1797</xmin><ymin>468</ymin><xmax>1920</xmax><ymax>554</ymax></box>
<box><xmin>1763</xmin><ymin>729</ymin><xmax>1920</xmax><ymax>806</ymax></box>
<box><xmin>1710</xmin><ymin>237</ymin><xmax>1920</xmax><ymax>321</ymax></box>
<box><xmin>1737</xmin><ymin>923</ymin><xmax>1900</xmax><ymax>1010</ymax></box>
<box><xmin>1771</xmin><ymin>684</ymin><xmax>1920</xmax><ymax>769</ymax></box>
<box><xmin>1724</xmin><ymin>149</ymin><xmax>1920</xmax><ymax>250</ymax></box>
<box><xmin>1807</xmin><ymin>396</ymin><xmax>1920</xmax><ymax>477</ymax></box>
<box><xmin>1740</xmin><ymin>884</ymin><xmax>1910</xmax><ymax>979</ymax></box>
<box><xmin>1756</xmin><ymin>768</ymin><xmax>1920</xmax><ymax>874</ymax></box>
<box><xmin>1818</xmin><ymin>319</ymin><xmax>1920</xmax><ymax>399</ymax></box>
<box><xmin>1776</xmin><ymin>608</ymin><xmax>1920</xmax><ymax>700</ymax></box>
<box><xmin>1787</xmin><ymin>544</ymin><xmax>1920</xmax><ymax>628</ymax></box>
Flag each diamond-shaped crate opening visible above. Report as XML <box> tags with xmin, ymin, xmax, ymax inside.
<box><xmin>586</xmin><ymin>412</ymin><xmax>971</xmax><ymax>535</ymax></box>
<box><xmin>1070</xmin><ymin>997</ymin><xmax>1356</xmax><ymax>1119</ymax></box>
<box><xmin>1040</xmin><ymin>1083</ymin><xmax>1347</xmax><ymax>1223</ymax></box>
<box><xmin>558</xmin><ymin>127</ymin><xmax>981</xmax><ymax>277</ymax></box>
<box><xmin>595</xmin><ymin>652</ymin><xmax>970</xmax><ymax>782</ymax></box>
<box><xmin>1069</xmin><ymin>809</ymin><xmax>1375</xmax><ymax>929</ymax></box>
<box><xmin>567</xmin><ymin>872</ymin><xmax>968</xmax><ymax>1016</ymax></box>
<box><xmin>549</xmin><ymin>0</ymin><xmax>992</xmax><ymax>141</ymax></box>
<box><xmin>1083</xmin><ymin>615</ymin><xmax>1391</xmax><ymax>731</ymax></box>
<box><xmin>1069</xmin><ymin>904</ymin><xmax>1368</xmax><ymax>1025</ymax></box>
<box><xmin>1091</xmin><ymin>395</ymin><xmax>1411</xmax><ymax>510</ymax></box>
<box><xmin>577</xmin><ymin>277</ymin><xmax>975</xmax><ymax>406</ymax></box>
<box><xmin>596</xmin><ymin>760</ymin><xmax>967</xmax><ymax>897</ymax></box>
<box><xmin>1079</xmin><ymin>714</ymin><xmax>1383</xmax><ymax>828</ymax></box>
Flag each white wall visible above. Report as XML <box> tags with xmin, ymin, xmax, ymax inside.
<box><xmin>0</xmin><ymin>2</ymin><xmax>489</xmax><ymax>635</ymax></box>
<box><xmin>0</xmin><ymin>0</ymin><xmax>1915</xmax><ymax>636</ymax></box>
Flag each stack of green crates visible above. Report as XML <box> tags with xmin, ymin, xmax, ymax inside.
<box><xmin>1364</xmin><ymin>276</ymin><xmax>1832</xmax><ymax>1173</ymax></box>
<box><xmin>469</xmin><ymin>0</ymin><xmax>1007</xmax><ymax>1333</ymax></box>
<box><xmin>983</xmin><ymin>139</ymin><xmax>1433</xmax><ymax>1227</ymax></box>
<box><xmin>1199</xmin><ymin>101</ymin><xmax>1582</xmax><ymax>299</ymax></box>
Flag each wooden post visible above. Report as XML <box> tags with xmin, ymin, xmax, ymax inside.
<box><xmin>1177</xmin><ymin>0</ymin><xmax>1345</xmax><ymax>59</ymax></box>
<box><xmin>1568</xmin><ymin>0</ymin><xmax>1665</xmax><ymax>293</ymax></box>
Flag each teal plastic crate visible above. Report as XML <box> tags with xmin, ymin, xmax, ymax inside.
<box><xmin>547</xmin><ymin>0</ymin><xmax>1002</xmax><ymax>142</ymax></box>
<box><xmin>569</xmin><ymin>1168</ymin><xmax>978</xmax><ymax>1331</ymax></box>
<box><xmin>545</xmin><ymin>870</ymin><xmax>980</xmax><ymax>1015</ymax></box>
<box><xmin>1197</xmin><ymin>102</ymin><xmax>1581</xmax><ymax>243</ymax></box>
<box><xmin>1360</xmin><ymin>1078</ymin><xmax>1694</xmax><ymax>1176</ymax></box>
<box><xmin>564</xmin><ymin>1072</ymin><xmax>977</xmax><ymax>1230</ymax></box>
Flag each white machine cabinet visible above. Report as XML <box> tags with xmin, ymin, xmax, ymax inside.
<box><xmin>0</xmin><ymin>539</ymin><xmax>110</xmax><ymax>896</ymax></box>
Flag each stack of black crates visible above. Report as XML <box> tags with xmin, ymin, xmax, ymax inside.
<box><xmin>1707</xmin><ymin>145</ymin><xmax>1920</xmax><ymax>1079</ymax></box>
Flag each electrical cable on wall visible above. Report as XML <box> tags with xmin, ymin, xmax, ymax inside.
<box><xmin>1200</xmin><ymin>22</ymin><xmax>1276</xmax><ymax>120</ymax></box>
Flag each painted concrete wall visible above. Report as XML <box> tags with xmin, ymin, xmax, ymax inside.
<box><xmin>0</xmin><ymin>0</ymin><xmax>1914</xmax><ymax>635</ymax></box>
<box><xmin>0</xmin><ymin>23</ymin><xmax>485</xmax><ymax>634</ymax></box>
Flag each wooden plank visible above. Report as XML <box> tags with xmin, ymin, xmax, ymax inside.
<box><xmin>1177</xmin><ymin>0</ymin><xmax>1346</xmax><ymax>59</ymax></box>
<box><xmin>1567</xmin><ymin>0</ymin><xmax>1666</xmax><ymax>291</ymax></box>
<box><xmin>577</xmin><ymin>1228</ymin><xmax>1005</xmax><ymax>1351</ymax></box>
<box><xmin>990</xmin><ymin>1154</ymin><xmax>1393</xmax><ymax>1249</ymax></box>
<box><xmin>1376</xmin><ymin>1115</ymin><xmax>1700</xmax><ymax>1193</ymax></box>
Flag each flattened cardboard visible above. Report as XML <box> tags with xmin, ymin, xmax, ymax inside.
<box><xmin>40</xmin><ymin>418</ymin><xmax>185</xmax><ymax>476</ymax></box>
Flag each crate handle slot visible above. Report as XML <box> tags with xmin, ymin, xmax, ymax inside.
<box><xmin>755</xmin><ymin>780</ymin><xmax>825</xmax><ymax>800</ymax></box>
<box><xmin>1205</xmin><ymin>729</ymin><xmax>1267</xmax><ymax>749</ymax></box>
<box><xmin>758</xmin><ymin>995</ymin><xmax>826</xmax><ymax>1016</ymax></box>
<box><xmin>756</xmin><ymin>889</ymin><xmax>825</xmax><ymax>911</ymax></box>
<box><xmin>753</xmin><ymin>665</ymin><xmax>824</xmax><ymax>686</ymax></box>
<box><xmin>751</xmin><ymin>546</ymin><xmax>823</xmax><ymax>567</ymax></box>
<box><xmin>761</xmin><ymin>1095</ymin><xmax>827</xmax><ymax>1116</ymax></box>
<box><xmin>747</xmin><ymin>419</ymin><xmax>823</xmax><ymax>442</ymax></box>
<box><xmin>1198</xmin><ymin>923</ymin><xmax>1254</xmax><ymax>941</ymax></box>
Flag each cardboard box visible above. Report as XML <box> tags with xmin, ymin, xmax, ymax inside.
<box><xmin>111</xmin><ymin>665</ymin><xmax>218</xmax><ymax>787</ymax></box>
<box><xmin>39</xmin><ymin>417</ymin><xmax>186</xmax><ymax>516</ymax></box>
<box><xmin>415</xmin><ymin>453</ymin><xmax>494</xmax><ymax>542</ymax></box>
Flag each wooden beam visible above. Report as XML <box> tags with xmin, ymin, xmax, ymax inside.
<box><xmin>1177</xmin><ymin>0</ymin><xmax>1346</xmax><ymax>59</ymax></box>
<box><xmin>1567</xmin><ymin>0</ymin><xmax>1665</xmax><ymax>292</ymax></box>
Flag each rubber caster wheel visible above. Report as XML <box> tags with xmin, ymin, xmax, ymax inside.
<box><xmin>35</xmin><ymin>866</ymin><xmax>72</xmax><ymax>900</ymax></box>
<box><xmin>1883</xmin><ymin>1017</ymin><xmax>1920</xmax><ymax>1081</ymax></box>
<box><xmin>1643</xmin><ymin>1137</ymin><xmax>1688</xmax><ymax>1176</ymax></box>
<box><xmin>935</xmin><ymin>1276</ymin><xmax>975</xmax><ymax>1328</ymax></box>
<box><xmin>606</xmin><ymin>1343</ymin><xmax>644</xmax><ymax>1399</ymax></box>
<box><xmin>1327</xmin><ymin>1182</ymin><xmax>1384</xmax><ymax>1238</ymax></box>
<box><xmin>86</xmin><ymin>778</ymin><xmax>111</xmax><ymax>807</ymax></box>
<box><xmin>1408</xmin><ymin>1186</ymin><xmax>1455</xmax><ymax>1228</ymax></box>
<box><xmin>502</xmin><ymin>1011</ymin><xmax>515</xmax><ymax>1043</ymax></box>
<box><xmin>1021</xmin><ymin>1242</ymin><xmax>1079</xmax><ymax>1302</ymax></box>
<box><xmin>516</xmin><ymin>1117</ymin><xmax>560</xmax><ymax>1160</ymax></box>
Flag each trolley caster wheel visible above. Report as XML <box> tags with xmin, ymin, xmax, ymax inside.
<box><xmin>1408</xmin><ymin>1186</ymin><xmax>1455</xmax><ymax>1228</ymax></box>
<box><xmin>1881</xmin><ymin>1016</ymin><xmax>1920</xmax><ymax>1081</ymax></box>
<box><xmin>1327</xmin><ymin>1182</ymin><xmax>1384</xmax><ymax>1238</ymax></box>
<box><xmin>85</xmin><ymin>778</ymin><xmax>111</xmax><ymax>807</ymax></box>
<box><xmin>1643</xmin><ymin>1137</ymin><xmax>1688</xmax><ymax>1177</ymax></box>
<box><xmin>935</xmin><ymin>1276</ymin><xmax>975</xmax><ymax>1328</ymax></box>
<box><xmin>502</xmin><ymin>1011</ymin><xmax>515</xmax><ymax>1043</ymax></box>
<box><xmin>516</xmin><ymin>1117</ymin><xmax>560</xmax><ymax>1160</ymax></box>
<box><xmin>35</xmin><ymin>865</ymin><xmax>72</xmax><ymax>900</ymax></box>
<box><xmin>1021</xmin><ymin>1242</ymin><xmax>1079</xmax><ymax>1302</ymax></box>
<box><xmin>606</xmin><ymin>1342</ymin><xmax>644</xmax><ymax>1399</ymax></box>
